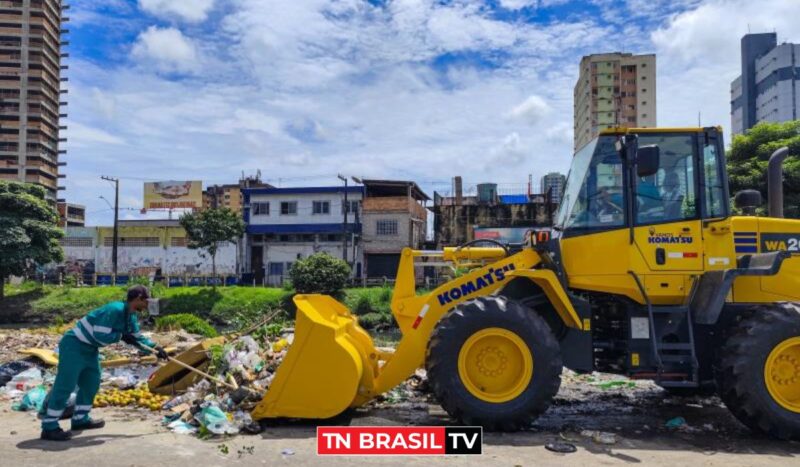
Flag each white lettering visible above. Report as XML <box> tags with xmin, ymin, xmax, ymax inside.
<box><xmin>360</xmin><ymin>433</ymin><xmax>374</xmax><ymax>449</ymax></box>
<box><xmin>376</xmin><ymin>433</ymin><xmax>390</xmax><ymax>449</ymax></box>
<box><xmin>448</xmin><ymin>432</ymin><xmax>479</xmax><ymax>450</ymax></box>
<box><xmin>322</xmin><ymin>432</ymin><xmax>350</xmax><ymax>449</ymax></box>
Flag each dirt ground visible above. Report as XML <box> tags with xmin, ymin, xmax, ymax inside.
<box><xmin>1</xmin><ymin>328</ymin><xmax>799</xmax><ymax>465</ymax></box>
<box><xmin>3</xmin><ymin>378</ymin><xmax>799</xmax><ymax>466</ymax></box>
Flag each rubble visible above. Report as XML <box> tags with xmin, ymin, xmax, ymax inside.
<box><xmin>157</xmin><ymin>330</ymin><xmax>295</xmax><ymax>437</ymax></box>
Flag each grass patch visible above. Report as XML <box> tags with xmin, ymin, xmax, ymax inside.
<box><xmin>154</xmin><ymin>313</ymin><xmax>218</xmax><ymax>337</ymax></box>
<box><xmin>2</xmin><ymin>281</ymin><xmax>403</xmax><ymax>330</ymax></box>
<box><xmin>343</xmin><ymin>287</ymin><xmax>392</xmax><ymax>316</ymax></box>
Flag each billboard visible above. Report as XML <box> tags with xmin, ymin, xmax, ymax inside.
<box><xmin>143</xmin><ymin>181</ymin><xmax>202</xmax><ymax>210</ymax></box>
<box><xmin>474</xmin><ymin>227</ymin><xmax>530</xmax><ymax>244</ymax></box>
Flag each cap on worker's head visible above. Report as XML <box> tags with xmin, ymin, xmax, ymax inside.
<box><xmin>127</xmin><ymin>285</ymin><xmax>150</xmax><ymax>302</ymax></box>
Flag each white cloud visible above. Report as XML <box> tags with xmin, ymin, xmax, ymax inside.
<box><xmin>69</xmin><ymin>0</ymin><xmax>800</xmax><ymax>225</ymax></box>
<box><xmin>498</xmin><ymin>0</ymin><xmax>537</xmax><ymax>9</ymax></box>
<box><xmin>68</xmin><ymin>122</ymin><xmax>126</xmax><ymax>147</ymax></box>
<box><xmin>651</xmin><ymin>0</ymin><xmax>800</xmax><ymax>141</ymax></box>
<box><xmin>507</xmin><ymin>95</ymin><xmax>552</xmax><ymax>126</ymax></box>
<box><xmin>139</xmin><ymin>0</ymin><xmax>214</xmax><ymax>23</ymax></box>
<box><xmin>131</xmin><ymin>26</ymin><xmax>198</xmax><ymax>73</ymax></box>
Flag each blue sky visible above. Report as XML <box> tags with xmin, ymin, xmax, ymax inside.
<box><xmin>63</xmin><ymin>0</ymin><xmax>800</xmax><ymax>225</ymax></box>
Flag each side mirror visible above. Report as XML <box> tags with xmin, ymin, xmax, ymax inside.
<box><xmin>636</xmin><ymin>145</ymin><xmax>660</xmax><ymax>177</ymax></box>
<box><xmin>734</xmin><ymin>189</ymin><xmax>762</xmax><ymax>214</ymax></box>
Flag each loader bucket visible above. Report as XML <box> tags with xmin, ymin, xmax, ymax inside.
<box><xmin>251</xmin><ymin>294</ymin><xmax>378</xmax><ymax>420</ymax></box>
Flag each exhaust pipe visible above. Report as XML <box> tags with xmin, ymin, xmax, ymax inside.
<box><xmin>768</xmin><ymin>146</ymin><xmax>790</xmax><ymax>218</ymax></box>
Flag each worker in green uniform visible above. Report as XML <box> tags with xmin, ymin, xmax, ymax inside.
<box><xmin>41</xmin><ymin>285</ymin><xmax>168</xmax><ymax>441</ymax></box>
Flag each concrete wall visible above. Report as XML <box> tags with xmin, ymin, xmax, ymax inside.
<box><xmin>60</xmin><ymin>226</ymin><xmax>237</xmax><ymax>276</ymax></box>
<box><xmin>362</xmin><ymin>212</ymin><xmax>414</xmax><ymax>253</ymax></box>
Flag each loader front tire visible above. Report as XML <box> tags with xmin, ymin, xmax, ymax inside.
<box><xmin>716</xmin><ymin>302</ymin><xmax>800</xmax><ymax>440</ymax></box>
<box><xmin>426</xmin><ymin>296</ymin><xmax>561</xmax><ymax>431</ymax></box>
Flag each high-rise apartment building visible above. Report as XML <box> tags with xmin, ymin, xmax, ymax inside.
<box><xmin>574</xmin><ymin>53</ymin><xmax>656</xmax><ymax>151</ymax></box>
<box><xmin>203</xmin><ymin>172</ymin><xmax>273</xmax><ymax>215</ymax></box>
<box><xmin>731</xmin><ymin>33</ymin><xmax>799</xmax><ymax>136</ymax></box>
<box><xmin>540</xmin><ymin>172</ymin><xmax>566</xmax><ymax>204</ymax></box>
<box><xmin>0</xmin><ymin>0</ymin><xmax>67</xmax><ymax>201</ymax></box>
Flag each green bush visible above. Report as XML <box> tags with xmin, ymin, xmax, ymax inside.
<box><xmin>344</xmin><ymin>287</ymin><xmax>392</xmax><ymax>316</ymax></box>
<box><xmin>357</xmin><ymin>312</ymin><xmax>389</xmax><ymax>329</ymax></box>
<box><xmin>159</xmin><ymin>287</ymin><xmax>291</xmax><ymax>327</ymax></box>
<box><xmin>155</xmin><ymin>313</ymin><xmax>218</xmax><ymax>337</ymax></box>
<box><xmin>289</xmin><ymin>253</ymin><xmax>351</xmax><ymax>295</ymax></box>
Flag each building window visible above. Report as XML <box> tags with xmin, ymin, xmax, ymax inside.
<box><xmin>312</xmin><ymin>201</ymin><xmax>330</xmax><ymax>215</ymax></box>
<box><xmin>642</xmin><ymin>88</ymin><xmax>647</xmax><ymax>93</ymax></box>
<box><xmin>641</xmin><ymin>63</ymin><xmax>647</xmax><ymax>67</ymax></box>
<box><xmin>252</xmin><ymin>202</ymin><xmax>269</xmax><ymax>215</ymax></box>
<box><xmin>268</xmin><ymin>262</ymin><xmax>284</xmax><ymax>275</ymax></box>
<box><xmin>323</xmin><ymin>234</ymin><xmax>342</xmax><ymax>242</ymax></box>
<box><xmin>104</xmin><ymin>237</ymin><xmax>160</xmax><ymax>247</ymax></box>
<box><xmin>280</xmin><ymin>201</ymin><xmax>297</xmax><ymax>215</ymax></box>
<box><xmin>376</xmin><ymin>219</ymin><xmax>398</xmax><ymax>236</ymax></box>
<box><xmin>642</xmin><ymin>113</ymin><xmax>647</xmax><ymax>118</ymax></box>
<box><xmin>60</xmin><ymin>237</ymin><xmax>92</xmax><ymax>247</ymax></box>
<box><xmin>342</xmin><ymin>200</ymin><xmax>360</xmax><ymax>214</ymax></box>
<box><xmin>642</xmin><ymin>101</ymin><xmax>647</xmax><ymax>105</ymax></box>
<box><xmin>170</xmin><ymin>237</ymin><xmax>187</xmax><ymax>247</ymax></box>
<box><xmin>641</xmin><ymin>76</ymin><xmax>647</xmax><ymax>80</ymax></box>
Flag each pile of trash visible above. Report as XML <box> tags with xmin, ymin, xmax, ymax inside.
<box><xmin>160</xmin><ymin>331</ymin><xmax>293</xmax><ymax>437</ymax></box>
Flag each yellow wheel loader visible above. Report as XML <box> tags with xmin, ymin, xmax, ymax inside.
<box><xmin>251</xmin><ymin>126</ymin><xmax>800</xmax><ymax>439</ymax></box>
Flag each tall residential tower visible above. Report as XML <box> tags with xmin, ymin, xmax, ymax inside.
<box><xmin>574</xmin><ymin>52</ymin><xmax>656</xmax><ymax>152</ymax></box>
<box><xmin>0</xmin><ymin>0</ymin><xmax>67</xmax><ymax>201</ymax></box>
<box><xmin>731</xmin><ymin>32</ymin><xmax>799</xmax><ymax>135</ymax></box>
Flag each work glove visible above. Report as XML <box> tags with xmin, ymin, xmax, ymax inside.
<box><xmin>154</xmin><ymin>346</ymin><xmax>169</xmax><ymax>361</ymax></box>
<box><xmin>121</xmin><ymin>334</ymin><xmax>139</xmax><ymax>346</ymax></box>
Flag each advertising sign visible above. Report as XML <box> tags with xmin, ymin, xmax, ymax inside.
<box><xmin>143</xmin><ymin>181</ymin><xmax>202</xmax><ymax>210</ymax></box>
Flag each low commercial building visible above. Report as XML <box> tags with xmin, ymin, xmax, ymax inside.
<box><xmin>58</xmin><ymin>220</ymin><xmax>237</xmax><ymax>284</ymax></box>
<box><xmin>433</xmin><ymin>178</ymin><xmax>556</xmax><ymax>247</ymax></box>
<box><xmin>242</xmin><ymin>186</ymin><xmax>363</xmax><ymax>286</ymax></box>
<box><xmin>359</xmin><ymin>179</ymin><xmax>429</xmax><ymax>280</ymax></box>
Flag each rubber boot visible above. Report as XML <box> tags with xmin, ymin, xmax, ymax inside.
<box><xmin>41</xmin><ymin>428</ymin><xmax>72</xmax><ymax>441</ymax></box>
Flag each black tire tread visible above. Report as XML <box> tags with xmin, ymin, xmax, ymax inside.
<box><xmin>425</xmin><ymin>296</ymin><xmax>562</xmax><ymax>431</ymax></box>
<box><xmin>715</xmin><ymin>302</ymin><xmax>800</xmax><ymax>440</ymax></box>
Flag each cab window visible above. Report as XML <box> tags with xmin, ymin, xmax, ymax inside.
<box><xmin>564</xmin><ymin>137</ymin><xmax>625</xmax><ymax>229</ymax></box>
<box><xmin>634</xmin><ymin>134</ymin><xmax>698</xmax><ymax>224</ymax></box>
<box><xmin>703</xmin><ymin>140</ymin><xmax>727</xmax><ymax>218</ymax></box>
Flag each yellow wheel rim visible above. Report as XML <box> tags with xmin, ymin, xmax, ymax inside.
<box><xmin>765</xmin><ymin>336</ymin><xmax>800</xmax><ymax>413</ymax></box>
<box><xmin>457</xmin><ymin>327</ymin><xmax>533</xmax><ymax>403</ymax></box>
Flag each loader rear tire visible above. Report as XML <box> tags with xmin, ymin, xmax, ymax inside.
<box><xmin>716</xmin><ymin>302</ymin><xmax>800</xmax><ymax>440</ymax></box>
<box><xmin>425</xmin><ymin>296</ymin><xmax>562</xmax><ymax>431</ymax></box>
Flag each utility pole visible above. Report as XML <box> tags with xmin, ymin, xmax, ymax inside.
<box><xmin>101</xmin><ymin>175</ymin><xmax>119</xmax><ymax>276</ymax></box>
<box><xmin>337</xmin><ymin>174</ymin><xmax>348</xmax><ymax>262</ymax></box>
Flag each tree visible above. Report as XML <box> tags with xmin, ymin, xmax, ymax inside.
<box><xmin>0</xmin><ymin>181</ymin><xmax>63</xmax><ymax>300</ymax></box>
<box><xmin>727</xmin><ymin>120</ymin><xmax>800</xmax><ymax>217</ymax></box>
<box><xmin>289</xmin><ymin>253</ymin><xmax>351</xmax><ymax>295</ymax></box>
<box><xmin>179</xmin><ymin>207</ymin><xmax>245</xmax><ymax>283</ymax></box>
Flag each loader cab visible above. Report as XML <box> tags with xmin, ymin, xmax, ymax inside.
<box><xmin>553</xmin><ymin>128</ymin><xmax>730</xmax><ymax>302</ymax></box>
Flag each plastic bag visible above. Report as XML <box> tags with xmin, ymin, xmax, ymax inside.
<box><xmin>4</xmin><ymin>367</ymin><xmax>43</xmax><ymax>392</ymax></box>
<box><xmin>195</xmin><ymin>404</ymin><xmax>239</xmax><ymax>435</ymax></box>
<box><xmin>0</xmin><ymin>360</ymin><xmax>35</xmax><ymax>386</ymax></box>
<box><xmin>167</xmin><ymin>419</ymin><xmax>198</xmax><ymax>434</ymax></box>
<box><xmin>12</xmin><ymin>385</ymin><xmax>47</xmax><ymax>412</ymax></box>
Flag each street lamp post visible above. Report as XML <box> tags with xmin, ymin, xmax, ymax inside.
<box><xmin>100</xmin><ymin>176</ymin><xmax>119</xmax><ymax>276</ymax></box>
<box><xmin>337</xmin><ymin>174</ymin><xmax>348</xmax><ymax>262</ymax></box>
